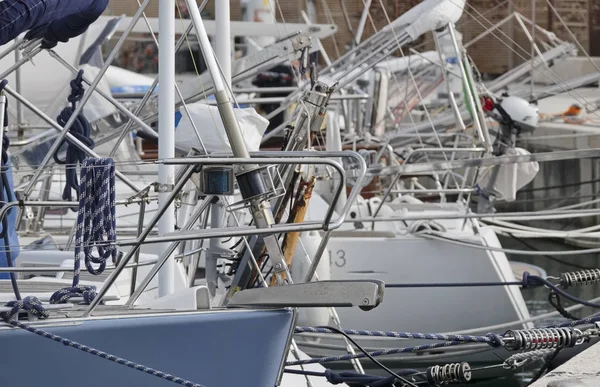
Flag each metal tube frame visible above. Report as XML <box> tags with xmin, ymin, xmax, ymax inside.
<box><xmin>0</xmin><ymin>198</ymin><xmax>157</xmax><ymax>226</ymax></box>
<box><xmin>124</xmin><ymin>154</ymin><xmax>363</xmax><ymax>306</ymax></box>
<box><xmin>17</xmin><ymin>0</ymin><xmax>152</xmax><ymax>203</ymax></box>
<box><xmin>0</xmin><ymin>47</ymin><xmax>43</xmax><ymax>80</ymax></box>
<box><xmin>158</xmin><ymin>153</ymin><xmax>366</xmax><ymax>230</ymax></box>
<box><xmin>84</xmin><ymin>150</ymin><xmax>365</xmax><ymax>315</ymax></box>
<box><xmin>125</xmin><ymin>196</ymin><xmax>213</xmax><ymax>306</ymax></box>
<box><xmin>82</xmin><ymin>165</ymin><xmax>197</xmax><ymax>316</ymax></box>
<box><xmin>370</xmin><ymin>147</ymin><xmax>486</xmax><ymax>219</ymax></box>
<box><xmin>3</xmin><ymin>85</ymin><xmax>140</xmax><ymax>191</ymax></box>
<box><xmin>126</xmin><ymin>196</ymin><xmax>215</xmax><ymax>307</ymax></box>
<box><xmin>0</xmin><ymin>260</ymin><xmax>161</xmax><ymax>273</ymax></box>
<box><xmin>47</xmin><ymin>50</ymin><xmax>158</xmax><ymax>138</ymax></box>
<box><xmin>369</xmin><ymin>147</ymin><xmax>600</xmax><ymax>177</ymax></box>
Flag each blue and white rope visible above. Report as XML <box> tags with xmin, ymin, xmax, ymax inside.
<box><xmin>50</xmin><ymin>157</ymin><xmax>117</xmax><ymax>304</ymax></box>
<box><xmin>294</xmin><ymin>326</ymin><xmax>502</xmax><ymax>346</ymax></box>
<box><xmin>285</xmin><ymin>341</ymin><xmax>465</xmax><ymax>366</ymax></box>
<box><xmin>548</xmin><ymin>315</ymin><xmax>600</xmax><ymax>328</ymax></box>
<box><xmin>0</xmin><ymin>297</ymin><xmax>206</xmax><ymax>387</ymax></box>
<box><xmin>290</xmin><ymin>315</ymin><xmax>600</xmax><ymax>366</ymax></box>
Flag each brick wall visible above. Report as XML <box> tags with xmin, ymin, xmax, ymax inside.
<box><xmin>106</xmin><ymin>0</ymin><xmax>591</xmax><ymax>75</ymax></box>
<box><xmin>107</xmin><ymin>0</ymin><xmax>158</xmax><ymax>17</ymax></box>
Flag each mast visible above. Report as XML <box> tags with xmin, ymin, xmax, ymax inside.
<box><xmin>186</xmin><ymin>0</ymin><xmax>292</xmax><ymax>285</ymax></box>
<box><xmin>157</xmin><ymin>0</ymin><xmax>176</xmax><ymax>297</ymax></box>
<box><xmin>206</xmin><ymin>0</ymin><xmax>233</xmax><ymax>298</ymax></box>
<box><xmin>216</xmin><ymin>0</ymin><xmax>232</xmax><ymax>86</ymax></box>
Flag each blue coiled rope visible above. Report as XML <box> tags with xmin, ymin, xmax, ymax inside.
<box><xmin>54</xmin><ymin>70</ymin><xmax>95</xmax><ymax>202</ymax></box>
<box><xmin>0</xmin><ymin>297</ymin><xmax>206</xmax><ymax>387</ymax></box>
<box><xmin>50</xmin><ymin>158</ymin><xmax>117</xmax><ymax>304</ymax></box>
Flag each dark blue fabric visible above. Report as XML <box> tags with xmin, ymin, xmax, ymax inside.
<box><xmin>0</xmin><ymin>0</ymin><xmax>108</xmax><ymax>47</ymax></box>
<box><xmin>0</xmin><ymin>160</ymin><xmax>20</xmax><ymax>280</ymax></box>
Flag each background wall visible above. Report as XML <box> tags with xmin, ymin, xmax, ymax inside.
<box><xmin>105</xmin><ymin>0</ymin><xmax>594</xmax><ymax>76</ymax></box>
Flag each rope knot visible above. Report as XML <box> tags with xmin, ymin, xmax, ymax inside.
<box><xmin>324</xmin><ymin>369</ymin><xmax>344</xmax><ymax>385</ymax></box>
<box><xmin>0</xmin><ymin>296</ymin><xmax>49</xmax><ymax>321</ymax></box>
<box><xmin>67</xmin><ymin>70</ymin><xmax>85</xmax><ymax>106</ymax></box>
<box><xmin>485</xmin><ymin>333</ymin><xmax>504</xmax><ymax>348</ymax></box>
<box><xmin>521</xmin><ymin>271</ymin><xmax>544</xmax><ymax>289</ymax></box>
<box><xmin>475</xmin><ymin>184</ymin><xmax>489</xmax><ymax>200</ymax></box>
<box><xmin>49</xmin><ymin>285</ymin><xmax>98</xmax><ymax>305</ymax></box>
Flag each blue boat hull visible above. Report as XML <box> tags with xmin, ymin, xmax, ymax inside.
<box><xmin>0</xmin><ymin>308</ymin><xmax>295</xmax><ymax>387</ymax></box>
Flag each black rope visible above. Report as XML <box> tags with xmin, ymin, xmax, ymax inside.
<box><xmin>314</xmin><ymin>326</ymin><xmax>419</xmax><ymax>387</ymax></box>
<box><xmin>528</xmin><ymin>348</ymin><xmax>562</xmax><ymax>386</ymax></box>
<box><xmin>548</xmin><ymin>291</ymin><xmax>578</xmax><ymax>321</ymax></box>
<box><xmin>53</xmin><ymin>70</ymin><xmax>94</xmax><ymax>202</ymax></box>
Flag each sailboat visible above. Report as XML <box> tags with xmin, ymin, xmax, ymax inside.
<box><xmin>0</xmin><ymin>1</ymin><xmax>383</xmax><ymax>387</ymax></box>
<box><xmin>0</xmin><ymin>0</ymin><xmax>598</xmax><ymax>386</ymax></box>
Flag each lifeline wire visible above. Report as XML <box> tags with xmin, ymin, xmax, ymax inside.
<box><xmin>290</xmin><ymin>313</ymin><xmax>600</xmax><ymax>367</ymax></box>
<box><xmin>304</xmin><ymin>325</ymin><xmax>419</xmax><ymax>387</ymax></box>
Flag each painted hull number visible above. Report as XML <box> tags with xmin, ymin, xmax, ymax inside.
<box><xmin>329</xmin><ymin>250</ymin><xmax>346</xmax><ymax>267</ymax></box>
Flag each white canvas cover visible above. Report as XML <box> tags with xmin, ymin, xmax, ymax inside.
<box><xmin>175</xmin><ymin>102</ymin><xmax>269</xmax><ymax>153</ymax></box>
<box><xmin>477</xmin><ymin>147</ymin><xmax>539</xmax><ymax>202</ymax></box>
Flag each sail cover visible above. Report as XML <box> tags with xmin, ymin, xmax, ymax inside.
<box><xmin>0</xmin><ymin>0</ymin><xmax>108</xmax><ymax>46</ymax></box>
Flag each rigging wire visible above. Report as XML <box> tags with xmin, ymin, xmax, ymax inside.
<box><xmin>310</xmin><ymin>325</ymin><xmax>419</xmax><ymax>387</ymax></box>
<box><xmin>452</xmin><ymin>0</ymin><xmax>600</xmax><ymax>120</ymax></box>
<box><xmin>508</xmin><ymin>233</ymin><xmax>597</xmax><ymax>270</ymax></box>
<box><xmin>420</xmin><ymin>231</ymin><xmax>600</xmax><ymax>256</ymax></box>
